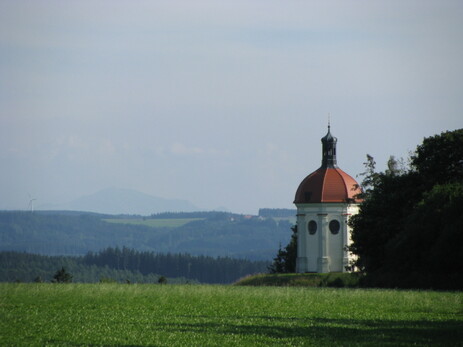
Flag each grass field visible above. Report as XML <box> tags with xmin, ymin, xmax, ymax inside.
<box><xmin>236</xmin><ymin>273</ymin><xmax>361</xmax><ymax>287</ymax></box>
<box><xmin>1</xmin><ymin>284</ymin><xmax>461</xmax><ymax>346</ymax></box>
<box><xmin>103</xmin><ymin>218</ymin><xmax>204</xmax><ymax>228</ymax></box>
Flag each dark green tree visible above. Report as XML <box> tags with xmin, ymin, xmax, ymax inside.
<box><xmin>53</xmin><ymin>267</ymin><xmax>73</xmax><ymax>283</ymax></box>
<box><xmin>355</xmin><ymin>154</ymin><xmax>379</xmax><ymax>199</ymax></box>
<box><xmin>383</xmin><ymin>182</ymin><xmax>463</xmax><ymax>289</ymax></box>
<box><xmin>349</xmin><ymin>129</ymin><xmax>463</xmax><ymax>289</ymax></box>
<box><xmin>411</xmin><ymin>129</ymin><xmax>463</xmax><ymax>185</ymax></box>
<box><xmin>268</xmin><ymin>226</ymin><xmax>297</xmax><ymax>273</ymax></box>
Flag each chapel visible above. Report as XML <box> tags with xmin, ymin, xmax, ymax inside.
<box><xmin>294</xmin><ymin>125</ymin><xmax>362</xmax><ymax>273</ymax></box>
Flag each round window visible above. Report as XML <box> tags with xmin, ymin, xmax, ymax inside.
<box><xmin>308</xmin><ymin>220</ymin><xmax>317</xmax><ymax>235</ymax></box>
<box><xmin>329</xmin><ymin>220</ymin><xmax>340</xmax><ymax>234</ymax></box>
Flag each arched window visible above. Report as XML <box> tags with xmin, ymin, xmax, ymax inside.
<box><xmin>308</xmin><ymin>220</ymin><xmax>317</xmax><ymax>235</ymax></box>
<box><xmin>329</xmin><ymin>220</ymin><xmax>340</xmax><ymax>235</ymax></box>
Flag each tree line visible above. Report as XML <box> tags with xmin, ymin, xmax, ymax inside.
<box><xmin>349</xmin><ymin>129</ymin><xmax>463</xmax><ymax>290</ymax></box>
<box><xmin>0</xmin><ymin>248</ymin><xmax>270</xmax><ymax>284</ymax></box>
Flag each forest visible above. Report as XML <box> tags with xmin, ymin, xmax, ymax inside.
<box><xmin>0</xmin><ymin>248</ymin><xmax>269</xmax><ymax>284</ymax></box>
<box><xmin>0</xmin><ymin>210</ymin><xmax>293</xmax><ymax>260</ymax></box>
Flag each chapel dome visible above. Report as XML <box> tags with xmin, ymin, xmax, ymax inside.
<box><xmin>294</xmin><ymin>166</ymin><xmax>362</xmax><ymax>203</ymax></box>
<box><xmin>294</xmin><ymin>125</ymin><xmax>362</xmax><ymax>204</ymax></box>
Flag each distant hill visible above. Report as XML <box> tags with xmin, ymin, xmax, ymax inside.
<box><xmin>40</xmin><ymin>187</ymin><xmax>200</xmax><ymax>215</ymax></box>
<box><xmin>258</xmin><ymin>208</ymin><xmax>297</xmax><ymax>219</ymax></box>
<box><xmin>0</xmin><ymin>211</ymin><xmax>292</xmax><ymax>261</ymax></box>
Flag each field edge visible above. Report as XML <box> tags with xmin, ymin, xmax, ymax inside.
<box><xmin>234</xmin><ymin>272</ymin><xmax>362</xmax><ymax>287</ymax></box>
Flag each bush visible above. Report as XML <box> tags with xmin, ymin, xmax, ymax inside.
<box><xmin>327</xmin><ymin>277</ymin><xmax>345</xmax><ymax>288</ymax></box>
<box><xmin>52</xmin><ymin>267</ymin><xmax>73</xmax><ymax>283</ymax></box>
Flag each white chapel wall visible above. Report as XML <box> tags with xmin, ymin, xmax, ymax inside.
<box><xmin>296</xmin><ymin>203</ymin><xmax>359</xmax><ymax>273</ymax></box>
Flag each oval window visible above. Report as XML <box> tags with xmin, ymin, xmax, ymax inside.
<box><xmin>329</xmin><ymin>220</ymin><xmax>340</xmax><ymax>234</ymax></box>
<box><xmin>308</xmin><ymin>220</ymin><xmax>317</xmax><ymax>235</ymax></box>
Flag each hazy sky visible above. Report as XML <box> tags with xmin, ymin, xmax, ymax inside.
<box><xmin>1</xmin><ymin>1</ymin><xmax>462</xmax><ymax>214</ymax></box>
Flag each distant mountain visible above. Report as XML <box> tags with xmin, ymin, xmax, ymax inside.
<box><xmin>40</xmin><ymin>187</ymin><xmax>200</xmax><ymax>215</ymax></box>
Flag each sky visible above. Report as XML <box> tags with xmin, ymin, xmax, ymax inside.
<box><xmin>1</xmin><ymin>0</ymin><xmax>462</xmax><ymax>214</ymax></box>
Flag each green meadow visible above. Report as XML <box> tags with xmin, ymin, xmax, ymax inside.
<box><xmin>103</xmin><ymin>217</ymin><xmax>204</xmax><ymax>228</ymax></box>
<box><xmin>1</xmin><ymin>284</ymin><xmax>461</xmax><ymax>346</ymax></box>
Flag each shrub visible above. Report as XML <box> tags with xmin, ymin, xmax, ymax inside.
<box><xmin>52</xmin><ymin>267</ymin><xmax>73</xmax><ymax>283</ymax></box>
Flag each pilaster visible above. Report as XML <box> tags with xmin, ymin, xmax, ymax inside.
<box><xmin>317</xmin><ymin>213</ymin><xmax>330</xmax><ymax>273</ymax></box>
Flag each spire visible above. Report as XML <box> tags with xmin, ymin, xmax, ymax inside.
<box><xmin>321</xmin><ymin>123</ymin><xmax>338</xmax><ymax>168</ymax></box>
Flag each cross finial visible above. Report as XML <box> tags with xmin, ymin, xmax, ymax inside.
<box><xmin>328</xmin><ymin>113</ymin><xmax>331</xmax><ymax>130</ymax></box>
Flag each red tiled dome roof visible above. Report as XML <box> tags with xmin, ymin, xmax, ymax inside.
<box><xmin>294</xmin><ymin>166</ymin><xmax>362</xmax><ymax>204</ymax></box>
